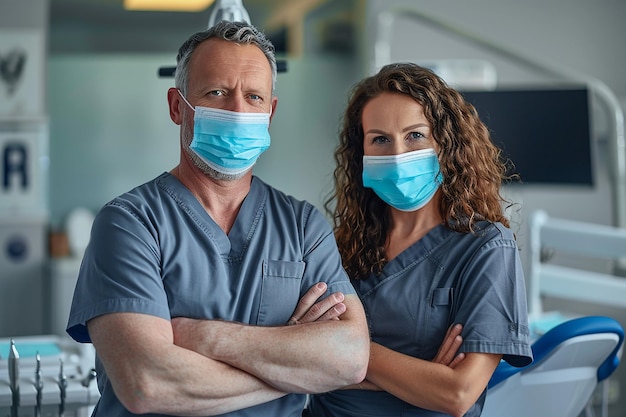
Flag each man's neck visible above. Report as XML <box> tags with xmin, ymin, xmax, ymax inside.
<box><xmin>171</xmin><ymin>164</ymin><xmax>252</xmax><ymax>234</ymax></box>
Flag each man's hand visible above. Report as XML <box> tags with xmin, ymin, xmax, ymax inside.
<box><xmin>432</xmin><ymin>324</ymin><xmax>465</xmax><ymax>368</ymax></box>
<box><xmin>171</xmin><ymin>282</ymin><xmax>350</xmax><ymax>352</ymax></box>
<box><xmin>286</xmin><ymin>282</ymin><xmax>347</xmax><ymax>325</ymax></box>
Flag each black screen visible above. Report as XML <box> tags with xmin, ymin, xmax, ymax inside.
<box><xmin>460</xmin><ymin>88</ymin><xmax>593</xmax><ymax>185</ymax></box>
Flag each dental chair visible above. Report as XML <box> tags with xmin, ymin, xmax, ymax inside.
<box><xmin>482</xmin><ymin>315</ymin><xmax>624</xmax><ymax>417</ymax></box>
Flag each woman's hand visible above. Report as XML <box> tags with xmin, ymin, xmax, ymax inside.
<box><xmin>432</xmin><ymin>324</ymin><xmax>465</xmax><ymax>368</ymax></box>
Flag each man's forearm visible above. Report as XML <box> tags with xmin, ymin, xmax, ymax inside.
<box><xmin>204</xmin><ymin>320</ymin><xmax>368</xmax><ymax>392</ymax></box>
<box><xmin>89</xmin><ymin>313</ymin><xmax>289</xmax><ymax>416</ymax></box>
<box><xmin>173</xmin><ymin>296</ymin><xmax>369</xmax><ymax>393</ymax></box>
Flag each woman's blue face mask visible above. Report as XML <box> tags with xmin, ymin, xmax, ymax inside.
<box><xmin>178</xmin><ymin>90</ymin><xmax>271</xmax><ymax>176</ymax></box>
<box><xmin>362</xmin><ymin>148</ymin><xmax>443</xmax><ymax>212</ymax></box>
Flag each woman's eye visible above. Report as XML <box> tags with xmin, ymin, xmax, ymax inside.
<box><xmin>408</xmin><ymin>131</ymin><xmax>425</xmax><ymax>140</ymax></box>
<box><xmin>372</xmin><ymin>135</ymin><xmax>390</xmax><ymax>144</ymax></box>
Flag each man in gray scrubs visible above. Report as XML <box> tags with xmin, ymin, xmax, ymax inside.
<box><xmin>66</xmin><ymin>20</ymin><xmax>370</xmax><ymax>417</ymax></box>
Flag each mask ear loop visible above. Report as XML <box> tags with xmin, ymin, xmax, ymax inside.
<box><xmin>177</xmin><ymin>89</ymin><xmax>195</xmax><ymax>111</ymax></box>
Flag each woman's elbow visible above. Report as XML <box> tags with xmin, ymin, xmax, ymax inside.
<box><xmin>439</xmin><ymin>386</ymin><xmax>481</xmax><ymax>417</ymax></box>
<box><xmin>442</xmin><ymin>403</ymin><xmax>472</xmax><ymax>417</ymax></box>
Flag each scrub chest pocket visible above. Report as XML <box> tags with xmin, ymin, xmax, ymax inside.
<box><xmin>257</xmin><ymin>259</ymin><xmax>305</xmax><ymax>325</ymax></box>
<box><xmin>426</xmin><ymin>287</ymin><xmax>455</xmax><ymax>353</ymax></box>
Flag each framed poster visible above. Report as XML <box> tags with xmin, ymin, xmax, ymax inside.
<box><xmin>0</xmin><ymin>29</ymin><xmax>45</xmax><ymax>118</ymax></box>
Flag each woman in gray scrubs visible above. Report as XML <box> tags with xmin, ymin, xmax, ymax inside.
<box><xmin>308</xmin><ymin>63</ymin><xmax>533</xmax><ymax>417</ymax></box>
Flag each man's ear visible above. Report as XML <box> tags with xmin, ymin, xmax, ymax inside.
<box><xmin>167</xmin><ymin>87</ymin><xmax>184</xmax><ymax>125</ymax></box>
<box><xmin>269</xmin><ymin>96</ymin><xmax>278</xmax><ymax>124</ymax></box>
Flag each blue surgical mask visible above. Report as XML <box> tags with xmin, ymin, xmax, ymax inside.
<box><xmin>362</xmin><ymin>148</ymin><xmax>443</xmax><ymax>212</ymax></box>
<box><xmin>179</xmin><ymin>90</ymin><xmax>271</xmax><ymax>176</ymax></box>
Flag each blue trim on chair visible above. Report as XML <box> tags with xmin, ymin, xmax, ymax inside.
<box><xmin>488</xmin><ymin>316</ymin><xmax>624</xmax><ymax>389</ymax></box>
<box><xmin>488</xmin><ymin>360</ymin><xmax>521</xmax><ymax>388</ymax></box>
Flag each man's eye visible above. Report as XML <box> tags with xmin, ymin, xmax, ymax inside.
<box><xmin>249</xmin><ymin>94</ymin><xmax>261</xmax><ymax>101</ymax></box>
<box><xmin>209</xmin><ymin>90</ymin><xmax>224</xmax><ymax>96</ymax></box>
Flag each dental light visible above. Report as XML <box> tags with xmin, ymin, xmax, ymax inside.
<box><xmin>158</xmin><ymin>0</ymin><xmax>287</xmax><ymax>77</ymax></box>
<box><xmin>207</xmin><ymin>0</ymin><xmax>250</xmax><ymax>28</ymax></box>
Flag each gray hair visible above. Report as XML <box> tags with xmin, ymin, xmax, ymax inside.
<box><xmin>175</xmin><ymin>20</ymin><xmax>277</xmax><ymax>95</ymax></box>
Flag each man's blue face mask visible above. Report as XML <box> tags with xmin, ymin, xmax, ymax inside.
<box><xmin>178</xmin><ymin>89</ymin><xmax>271</xmax><ymax>176</ymax></box>
<box><xmin>362</xmin><ymin>148</ymin><xmax>443</xmax><ymax>212</ymax></box>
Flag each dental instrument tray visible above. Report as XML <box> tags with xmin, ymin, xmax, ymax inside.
<box><xmin>0</xmin><ymin>334</ymin><xmax>99</xmax><ymax>417</ymax></box>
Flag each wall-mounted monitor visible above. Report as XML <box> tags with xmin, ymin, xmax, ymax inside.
<box><xmin>460</xmin><ymin>87</ymin><xmax>593</xmax><ymax>186</ymax></box>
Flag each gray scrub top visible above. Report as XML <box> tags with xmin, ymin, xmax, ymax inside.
<box><xmin>67</xmin><ymin>172</ymin><xmax>356</xmax><ymax>417</ymax></box>
<box><xmin>308</xmin><ymin>221</ymin><xmax>533</xmax><ymax>417</ymax></box>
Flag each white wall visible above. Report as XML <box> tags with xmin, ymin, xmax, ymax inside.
<box><xmin>47</xmin><ymin>54</ymin><xmax>180</xmax><ymax>226</ymax></box>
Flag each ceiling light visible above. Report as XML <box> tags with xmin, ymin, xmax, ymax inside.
<box><xmin>123</xmin><ymin>0</ymin><xmax>216</xmax><ymax>12</ymax></box>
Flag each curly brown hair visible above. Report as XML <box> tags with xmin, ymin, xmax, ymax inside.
<box><xmin>325</xmin><ymin>63</ymin><xmax>517</xmax><ymax>280</ymax></box>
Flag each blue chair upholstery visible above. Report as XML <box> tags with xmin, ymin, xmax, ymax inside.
<box><xmin>483</xmin><ymin>316</ymin><xmax>624</xmax><ymax>417</ymax></box>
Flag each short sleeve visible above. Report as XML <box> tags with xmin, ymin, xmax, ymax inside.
<box><xmin>454</xmin><ymin>231</ymin><xmax>533</xmax><ymax>367</ymax></box>
<box><xmin>301</xmin><ymin>206</ymin><xmax>356</xmax><ymax>298</ymax></box>
<box><xmin>66</xmin><ymin>201</ymin><xmax>171</xmax><ymax>343</ymax></box>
